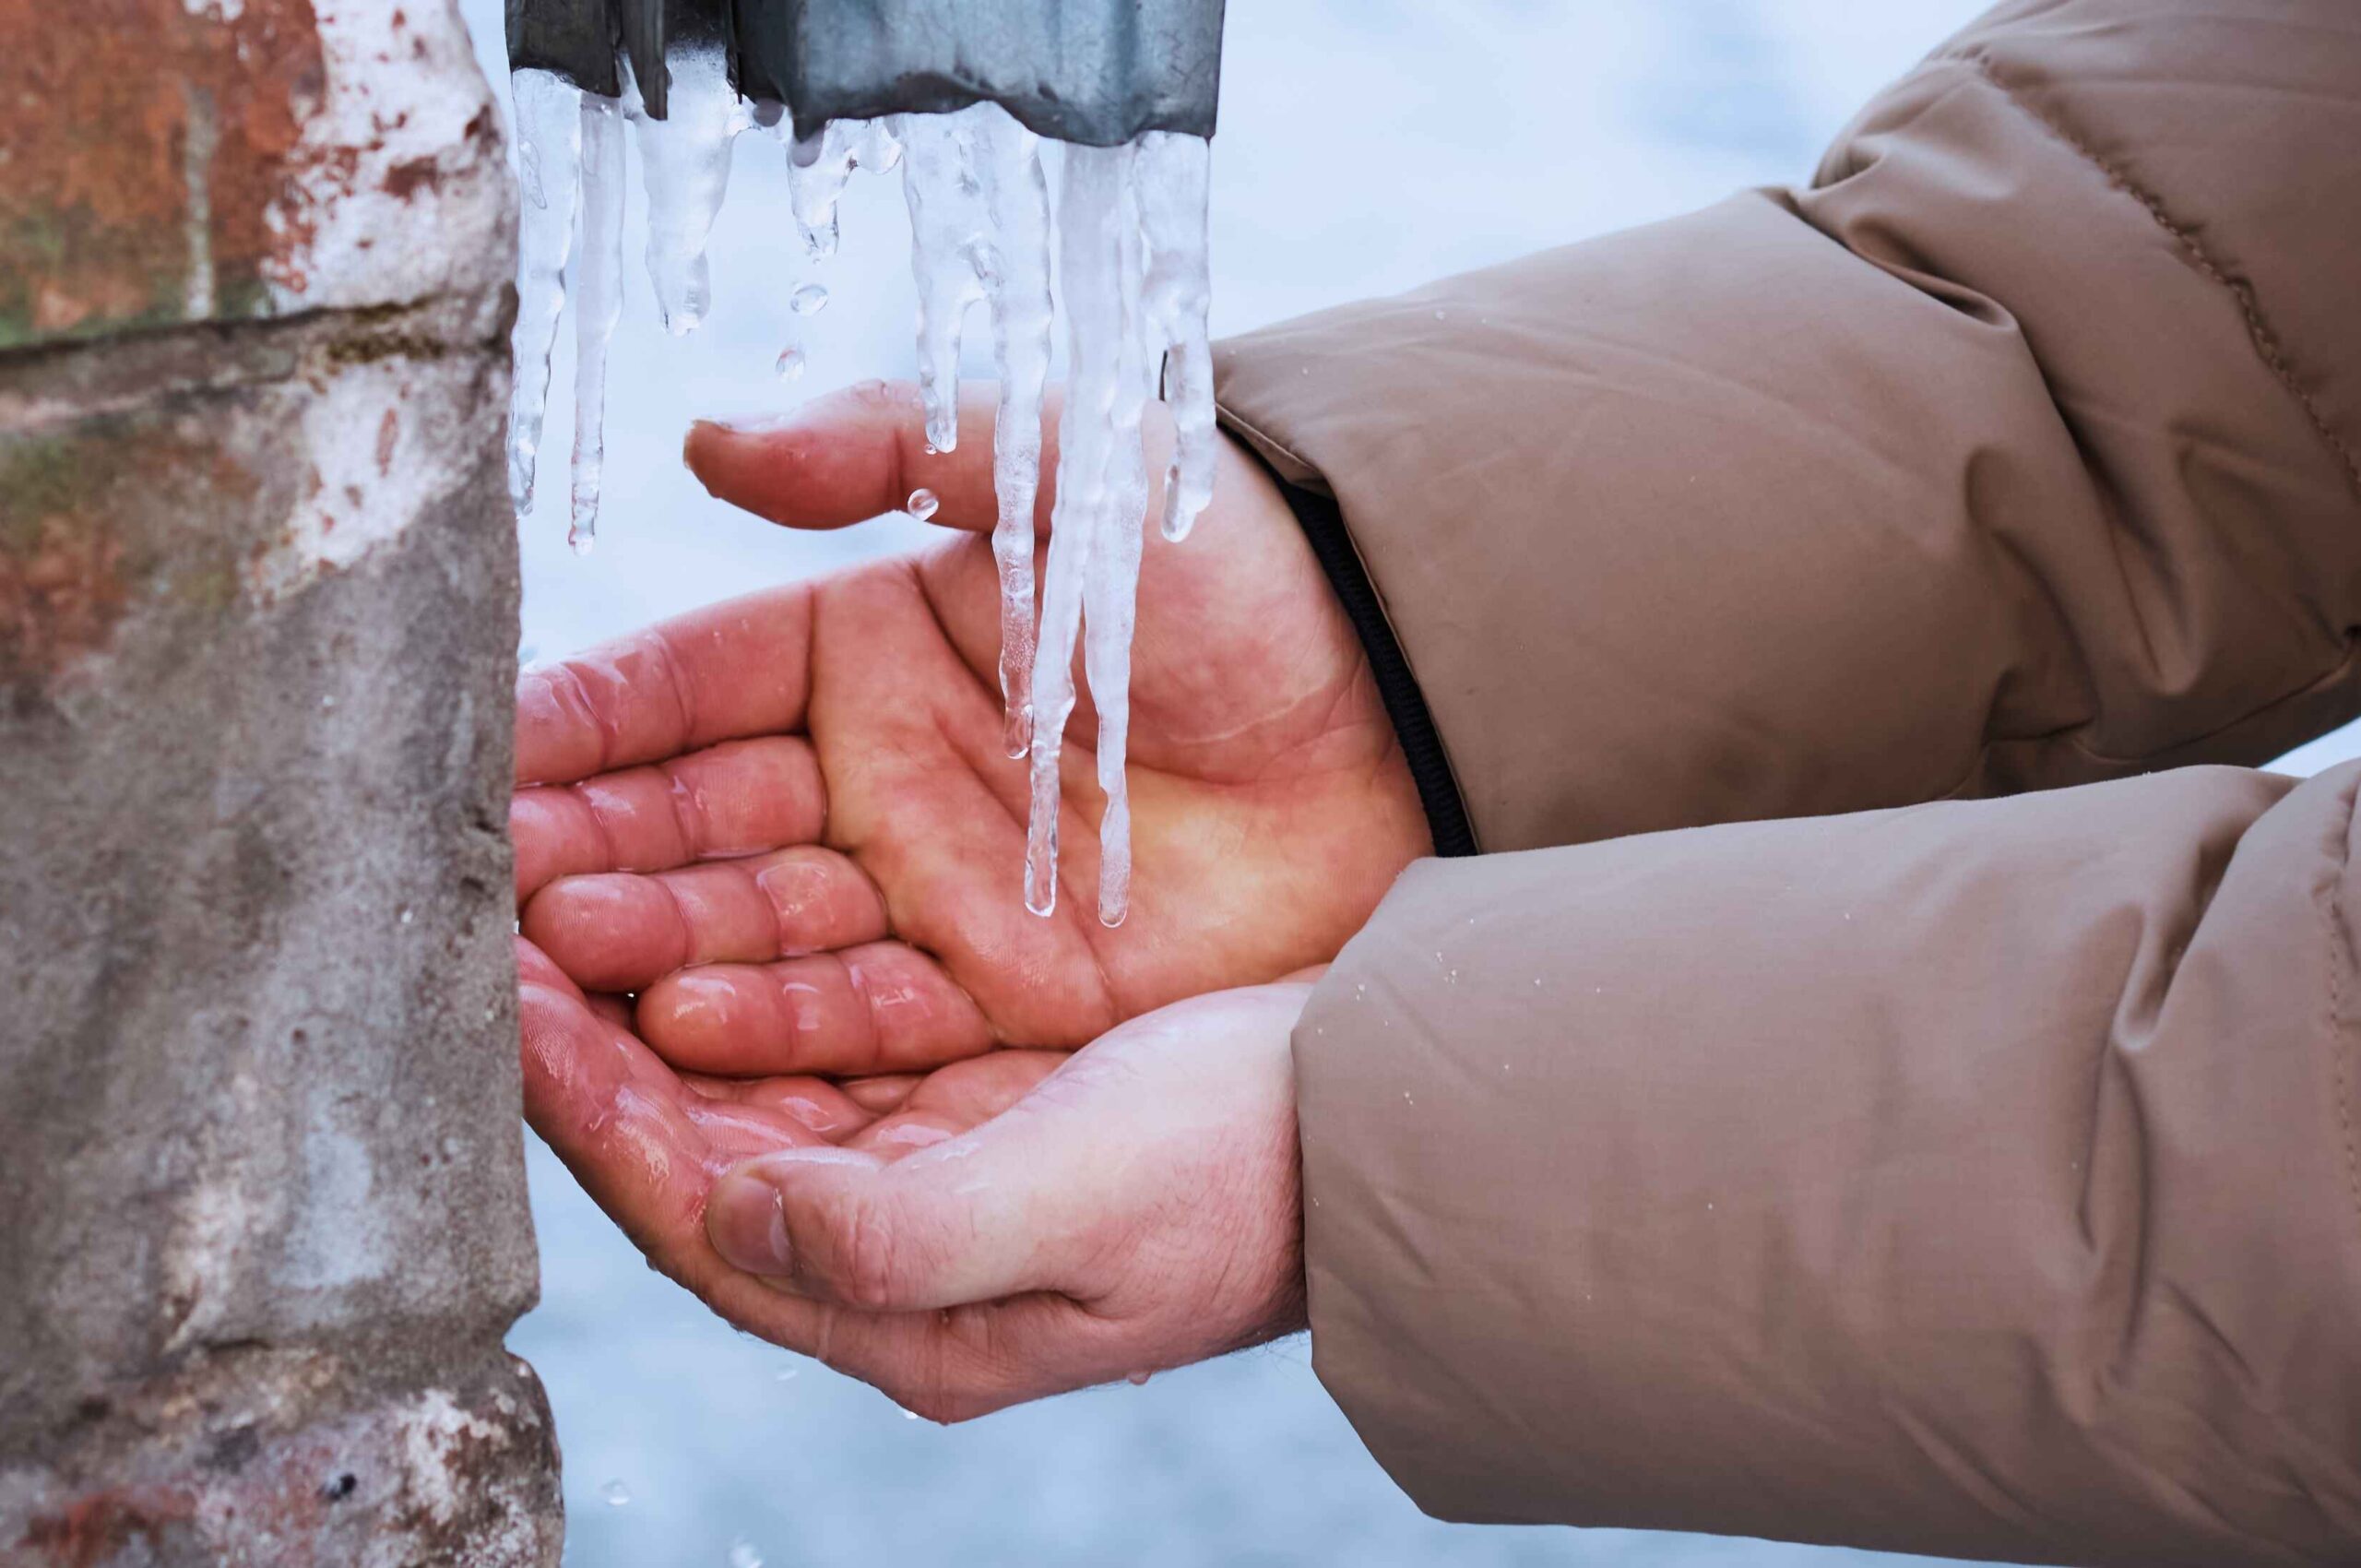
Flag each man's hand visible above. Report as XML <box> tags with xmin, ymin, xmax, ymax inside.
<box><xmin>513</xmin><ymin>379</ymin><xmax>1426</xmax><ymax>1075</ymax></box>
<box><xmin>523</xmin><ymin>930</ymin><xmax>1311</xmax><ymax>1420</ymax></box>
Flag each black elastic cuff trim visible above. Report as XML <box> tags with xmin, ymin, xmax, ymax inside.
<box><xmin>1259</xmin><ymin>463</ymin><xmax>1476</xmax><ymax>858</ymax></box>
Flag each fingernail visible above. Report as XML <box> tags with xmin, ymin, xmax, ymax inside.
<box><xmin>708</xmin><ymin>1170</ymin><xmax>793</xmax><ymax>1275</ymax></box>
<box><xmin>704</xmin><ymin>413</ymin><xmax>799</xmax><ymax>436</ymax></box>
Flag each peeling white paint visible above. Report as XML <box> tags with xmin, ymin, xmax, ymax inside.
<box><xmin>398</xmin><ymin>1388</ymin><xmax>495</xmax><ymax>1525</ymax></box>
<box><xmin>246</xmin><ymin>357</ymin><xmax>473</xmax><ymax>600</ymax></box>
<box><xmin>266</xmin><ymin>0</ymin><xmax>513</xmax><ymax>312</ymax></box>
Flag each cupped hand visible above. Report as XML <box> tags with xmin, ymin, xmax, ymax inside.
<box><xmin>513</xmin><ymin>378</ymin><xmax>1426</xmax><ymax>1080</ymax></box>
<box><xmin>522</xmin><ymin>929</ymin><xmax>1312</xmax><ymax>1420</ymax></box>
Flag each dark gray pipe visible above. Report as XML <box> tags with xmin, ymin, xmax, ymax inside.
<box><xmin>505</xmin><ymin>0</ymin><xmax>1225</xmax><ymax>145</ymax></box>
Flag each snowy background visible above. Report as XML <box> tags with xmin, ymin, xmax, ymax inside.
<box><xmin>457</xmin><ymin>1</ymin><xmax>2361</xmax><ymax>1562</ymax></box>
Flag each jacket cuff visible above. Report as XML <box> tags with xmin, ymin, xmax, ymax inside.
<box><xmin>1252</xmin><ymin>455</ymin><xmax>1474</xmax><ymax>857</ymax></box>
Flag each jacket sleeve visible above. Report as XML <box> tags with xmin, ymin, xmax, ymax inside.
<box><xmin>1254</xmin><ymin>1</ymin><xmax>2361</xmax><ymax>1561</ymax></box>
<box><xmin>1211</xmin><ymin>0</ymin><xmax>2361</xmax><ymax>856</ymax></box>
<box><xmin>1297</xmin><ymin>762</ymin><xmax>2361</xmax><ymax>1565</ymax></box>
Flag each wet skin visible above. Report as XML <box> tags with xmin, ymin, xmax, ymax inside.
<box><xmin>516</xmin><ymin>380</ymin><xmax>1425</xmax><ymax>1412</ymax></box>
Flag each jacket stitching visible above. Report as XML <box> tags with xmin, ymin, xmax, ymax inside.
<box><xmin>2328</xmin><ymin>775</ymin><xmax>2361</xmax><ymax>1245</ymax></box>
<box><xmin>1956</xmin><ymin>51</ymin><xmax>2361</xmax><ymax>502</ymax></box>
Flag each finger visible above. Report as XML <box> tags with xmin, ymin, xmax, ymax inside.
<box><xmin>840</xmin><ymin>1074</ymin><xmax>922</xmax><ymax>1117</ymax></box>
<box><xmin>842</xmin><ymin>1049</ymin><xmax>1063</xmax><ymax>1158</ymax></box>
<box><xmin>694</xmin><ymin>1265</ymin><xmax>1108</xmax><ymax>1423</ymax></box>
<box><xmin>636</xmin><ymin>941</ymin><xmax>993</xmax><ymax>1077</ymax></box>
<box><xmin>522</xmin><ymin>846</ymin><xmax>887</xmax><ymax>992</ymax></box>
<box><xmin>516</xmin><ymin>938</ymin><xmax>831</xmax><ymax>1275</ymax></box>
<box><xmin>683</xmin><ymin>379</ymin><xmax>1062</xmax><ymax>538</ymax></box>
<box><xmin>704</xmin><ymin>1057</ymin><xmax>1108</xmax><ymax>1312</ymax></box>
<box><xmin>516</xmin><ymin>588</ymin><xmax>813</xmax><ymax>786</ymax></box>
<box><xmin>682</xmin><ymin>1071</ymin><xmax>877</xmax><ymax>1142</ymax></box>
<box><xmin>512</xmin><ymin>737</ymin><xmax>826</xmax><ymax>901</ymax></box>
<box><xmin>522</xmin><ymin>935</ymin><xmax>1078</xmax><ymax>1420</ymax></box>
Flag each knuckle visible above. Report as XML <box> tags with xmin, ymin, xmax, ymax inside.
<box><xmin>821</xmin><ymin>1191</ymin><xmax>908</xmax><ymax>1309</ymax></box>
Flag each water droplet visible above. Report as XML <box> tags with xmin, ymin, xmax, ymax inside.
<box><xmin>566</xmin><ymin>523</ymin><xmax>595</xmax><ymax>557</ymax></box>
<box><xmin>774</xmin><ymin>345</ymin><xmax>805</xmax><ymax>381</ymax></box>
<box><xmin>789</xmin><ymin>283</ymin><xmax>829</xmax><ymax>315</ymax></box>
<box><xmin>1433</xmin><ymin>308</ymin><xmax>1447</xmax><ymax>320</ymax></box>
<box><xmin>599</xmin><ymin>1479</ymin><xmax>631</xmax><ymax>1507</ymax></box>
<box><xmin>1126</xmin><ymin>1370</ymin><xmax>1151</xmax><ymax>1386</ymax></box>
<box><xmin>775</xmin><ymin>1366</ymin><xmax>800</xmax><ymax>1383</ymax></box>
<box><xmin>906</xmin><ymin>488</ymin><xmax>940</xmax><ymax>521</ymax></box>
<box><xmin>901</xmin><ymin>1409</ymin><xmax>919</xmax><ymax>1421</ymax></box>
<box><xmin>726</xmin><ymin>1538</ymin><xmax>763</xmax><ymax>1568</ymax></box>
<box><xmin>440</xmin><ymin>1134</ymin><xmax>462</xmax><ymax>1159</ymax></box>
<box><xmin>397</xmin><ymin>907</ymin><xmax>413</xmax><ymax>926</ymax></box>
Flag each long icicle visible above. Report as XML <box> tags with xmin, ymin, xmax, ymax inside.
<box><xmin>970</xmin><ymin>108</ymin><xmax>1054</xmax><ymax>758</ymax></box>
<box><xmin>1025</xmin><ymin>141</ymin><xmax>1136</xmax><ymax>921</ymax></box>
<box><xmin>505</xmin><ymin>68</ymin><xmax>582</xmax><ymax>515</ymax></box>
<box><xmin>567</xmin><ymin>90</ymin><xmax>626</xmax><ymax>555</ymax></box>
<box><xmin>1080</xmin><ymin>152</ymin><xmax>1153</xmax><ymax>926</ymax></box>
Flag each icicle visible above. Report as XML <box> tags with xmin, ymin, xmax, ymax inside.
<box><xmin>1026</xmin><ymin>141</ymin><xmax>1145</xmax><ymax>922</ymax></box>
<box><xmin>625</xmin><ymin>44</ymin><xmax>750</xmax><ymax>336</ymax></box>
<box><xmin>896</xmin><ymin>109</ymin><xmax>997</xmax><ymax>454</ymax></box>
<box><xmin>505</xmin><ymin>69</ymin><xmax>582</xmax><ymax>516</ymax></box>
<box><xmin>1079</xmin><ymin>153</ymin><xmax>1154</xmax><ymax>927</ymax></box>
<box><xmin>568</xmin><ymin>92</ymin><xmax>626</xmax><ymax>555</ymax></box>
<box><xmin>969</xmin><ymin>108</ymin><xmax>1054</xmax><ymax>759</ymax></box>
<box><xmin>501</xmin><ymin>48</ymin><xmax>1219</xmax><ymax>922</ymax></box>
<box><xmin>1138</xmin><ymin>133</ymin><xmax>1216</xmax><ymax>541</ymax></box>
<box><xmin>786</xmin><ymin>117</ymin><xmax>901</xmax><ymax>259</ymax></box>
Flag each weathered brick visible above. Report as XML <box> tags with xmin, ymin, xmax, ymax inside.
<box><xmin>0</xmin><ymin>2</ymin><xmax>557</xmax><ymax>1561</ymax></box>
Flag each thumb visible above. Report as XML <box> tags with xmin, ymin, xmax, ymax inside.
<box><xmin>704</xmin><ymin>1100</ymin><xmax>1104</xmax><ymax>1311</ymax></box>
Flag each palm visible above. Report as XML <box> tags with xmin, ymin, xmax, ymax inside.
<box><xmin>515</xmin><ymin>380</ymin><xmax>1426</xmax><ymax>1082</ymax></box>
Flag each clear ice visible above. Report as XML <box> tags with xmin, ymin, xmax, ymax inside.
<box><xmin>1138</xmin><ymin>132</ymin><xmax>1216</xmax><ymax>542</ymax></box>
<box><xmin>969</xmin><ymin>110</ymin><xmax>1054</xmax><ymax>761</ymax></box>
<box><xmin>1025</xmin><ymin>141</ymin><xmax>1152</xmax><ymax>924</ymax></box>
<box><xmin>504</xmin><ymin>62</ymin><xmax>1214</xmax><ymax>924</ymax></box>
<box><xmin>787</xmin><ymin>118</ymin><xmax>902</xmax><ymax>259</ymax></box>
<box><xmin>566</xmin><ymin>90</ymin><xmax>626</xmax><ymax>556</ymax></box>
<box><xmin>624</xmin><ymin>44</ymin><xmax>751</xmax><ymax>336</ymax></box>
<box><xmin>504</xmin><ymin>69</ymin><xmax>582</xmax><ymax>515</ymax></box>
